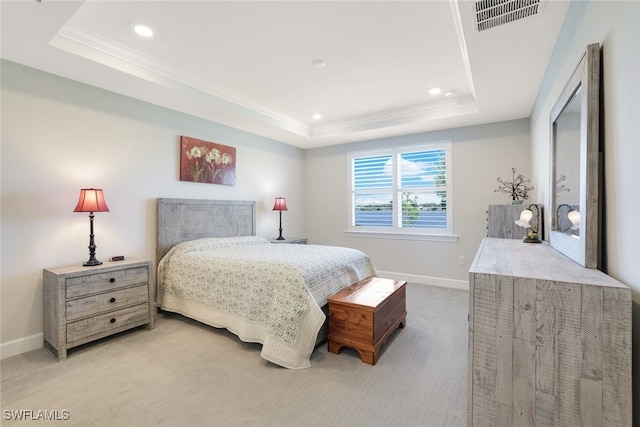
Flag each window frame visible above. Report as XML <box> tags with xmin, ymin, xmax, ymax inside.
<box><xmin>345</xmin><ymin>141</ymin><xmax>457</xmax><ymax>242</ymax></box>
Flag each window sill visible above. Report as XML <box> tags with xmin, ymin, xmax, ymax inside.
<box><xmin>344</xmin><ymin>230</ymin><xmax>459</xmax><ymax>242</ymax></box>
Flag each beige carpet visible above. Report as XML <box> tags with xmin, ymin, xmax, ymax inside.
<box><xmin>1</xmin><ymin>284</ymin><xmax>468</xmax><ymax>427</ymax></box>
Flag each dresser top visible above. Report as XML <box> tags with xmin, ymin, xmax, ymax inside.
<box><xmin>44</xmin><ymin>258</ymin><xmax>152</xmax><ymax>276</ymax></box>
<box><xmin>470</xmin><ymin>238</ymin><xmax>627</xmax><ymax>289</ymax></box>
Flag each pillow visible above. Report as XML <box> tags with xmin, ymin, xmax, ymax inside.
<box><xmin>169</xmin><ymin>236</ymin><xmax>268</xmax><ymax>256</ymax></box>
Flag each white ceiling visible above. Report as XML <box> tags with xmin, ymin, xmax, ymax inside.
<box><xmin>1</xmin><ymin>0</ymin><xmax>569</xmax><ymax>149</ymax></box>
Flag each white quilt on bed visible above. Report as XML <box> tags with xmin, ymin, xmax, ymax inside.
<box><xmin>157</xmin><ymin>236</ymin><xmax>377</xmax><ymax>368</ymax></box>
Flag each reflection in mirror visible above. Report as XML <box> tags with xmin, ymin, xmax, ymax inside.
<box><xmin>549</xmin><ymin>43</ymin><xmax>600</xmax><ymax>268</ymax></box>
<box><xmin>556</xmin><ymin>203</ymin><xmax>580</xmax><ymax>234</ymax></box>
<box><xmin>553</xmin><ymin>86</ymin><xmax>581</xmax><ymax>238</ymax></box>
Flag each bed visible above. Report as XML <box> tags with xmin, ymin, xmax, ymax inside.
<box><xmin>156</xmin><ymin>198</ymin><xmax>377</xmax><ymax>369</ymax></box>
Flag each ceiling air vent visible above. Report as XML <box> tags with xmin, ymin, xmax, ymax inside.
<box><xmin>474</xmin><ymin>0</ymin><xmax>543</xmax><ymax>32</ymax></box>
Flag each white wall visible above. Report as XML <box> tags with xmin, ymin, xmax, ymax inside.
<box><xmin>0</xmin><ymin>60</ymin><xmax>307</xmax><ymax>355</ymax></box>
<box><xmin>529</xmin><ymin>0</ymin><xmax>640</xmax><ymax>417</ymax></box>
<box><xmin>304</xmin><ymin>119</ymin><xmax>531</xmax><ymax>285</ymax></box>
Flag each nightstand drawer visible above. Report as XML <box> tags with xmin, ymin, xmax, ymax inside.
<box><xmin>66</xmin><ymin>303</ymin><xmax>149</xmax><ymax>344</ymax></box>
<box><xmin>65</xmin><ymin>267</ymin><xmax>149</xmax><ymax>298</ymax></box>
<box><xmin>66</xmin><ymin>284</ymin><xmax>149</xmax><ymax>321</ymax></box>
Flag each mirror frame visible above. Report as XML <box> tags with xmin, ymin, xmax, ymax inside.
<box><xmin>549</xmin><ymin>43</ymin><xmax>600</xmax><ymax>268</ymax></box>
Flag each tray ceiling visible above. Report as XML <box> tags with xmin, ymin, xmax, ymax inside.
<box><xmin>1</xmin><ymin>1</ymin><xmax>569</xmax><ymax>149</ymax></box>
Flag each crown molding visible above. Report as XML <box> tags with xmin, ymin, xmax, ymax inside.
<box><xmin>52</xmin><ymin>24</ymin><xmax>479</xmax><ymax>145</ymax></box>
<box><xmin>310</xmin><ymin>96</ymin><xmax>478</xmax><ymax>139</ymax></box>
<box><xmin>52</xmin><ymin>24</ymin><xmax>311</xmax><ymax>138</ymax></box>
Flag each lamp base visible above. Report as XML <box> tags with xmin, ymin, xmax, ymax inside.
<box><xmin>83</xmin><ymin>214</ymin><xmax>103</xmax><ymax>266</ymax></box>
<box><xmin>523</xmin><ymin>237</ymin><xmax>542</xmax><ymax>244</ymax></box>
<box><xmin>276</xmin><ymin>211</ymin><xmax>285</xmax><ymax>241</ymax></box>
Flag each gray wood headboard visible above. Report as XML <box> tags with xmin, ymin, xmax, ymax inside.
<box><xmin>156</xmin><ymin>198</ymin><xmax>256</xmax><ymax>264</ymax></box>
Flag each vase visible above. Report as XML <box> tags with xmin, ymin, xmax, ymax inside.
<box><xmin>511</xmin><ymin>200</ymin><xmax>523</xmax><ymax>205</ymax></box>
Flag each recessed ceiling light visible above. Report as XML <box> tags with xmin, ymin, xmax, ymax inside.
<box><xmin>428</xmin><ymin>87</ymin><xmax>442</xmax><ymax>95</ymax></box>
<box><xmin>312</xmin><ymin>113</ymin><xmax>323</xmax><ymax>120</ymax></box>
<box><xmin>133</xmin><ymin>24</ymin><xmax>154</xmax><ymax>38</ymax></box>
<box><xmin>312</xmin><ymin>59</ymin><xmax>327</xmax><ymax>69</ymax></box>
<box><xmin>444</xmin><ymin>90</ymin><xmax>457</xmax><ymax>98</ymax></box>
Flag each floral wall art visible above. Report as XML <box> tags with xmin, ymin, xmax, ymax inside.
<box><xmin>180</xmin><ymin>136</ymin><xmax>236</xmax><ymax>185</ymax></box>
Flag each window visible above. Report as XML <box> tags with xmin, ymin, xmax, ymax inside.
<box><xmin>347</xmin><ymin>142</ymin><xmax>454</xmax><ymax>240</ymax></box>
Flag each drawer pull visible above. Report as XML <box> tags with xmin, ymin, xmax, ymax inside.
<box><xmin>109</xmin><ymin>297</ymin><xmax>116</xmax><ymax>303</ymax></box>
<box><xmin>109</xmin><ymin>278</ymin><xmax>116</xmax><ymax>283</ymax></box>
<box><xmin>110</xmin><ymin>318</ymin><xmax>116</xmax><ymax>324</ymax></box>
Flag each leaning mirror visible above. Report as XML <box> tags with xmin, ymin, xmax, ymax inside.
<box><xmin>549</xmin><ymin>43</ymin><xmax>600</xmax><ymax>268</ymax></box>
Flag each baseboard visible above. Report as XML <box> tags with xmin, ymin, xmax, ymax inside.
<box><xmin>377</xmin><ymin>270</ymin><xmax>469</xmax><ymax>290</ymax></box>
<box><xmin>1</xmin><ymin>333</ymin><xmax>43</xmax><ymax>360</ymax></box>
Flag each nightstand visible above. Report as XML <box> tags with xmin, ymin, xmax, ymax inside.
<box><xmin>43</xmin><ymin>258</ymin><xmax>154</xmax><ymax>361</ymax></box>
<box><xmin>269</xmin><ymin>238</ymin><xmax>308</xmax><ymax>244</ymax></box>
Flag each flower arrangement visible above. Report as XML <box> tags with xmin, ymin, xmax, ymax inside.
<box><xmin>494</xmin><ymin>167</ymin><xmax>534</xmax><ymax>202</ymax></box>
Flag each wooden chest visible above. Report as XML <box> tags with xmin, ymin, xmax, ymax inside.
<box><xmin>327</xmin><ymin>277</ymin><xmax>406</xmax><ymax>365</ymax></box>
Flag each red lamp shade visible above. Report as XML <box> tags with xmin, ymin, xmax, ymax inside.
<box><xmin>73</xmin><ymin>188</ymin><xmax>110</xmax><ymax>213</ymax></box>
<box><xmin>272</xmin><ymin>197</ymin><xmax>288</xmax><ymax>211</ymax></box>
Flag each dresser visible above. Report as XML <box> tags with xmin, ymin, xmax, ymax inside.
<box><xmin>43</xmin><ymin>259</ymin><xmax>154</xmax><ymax>361</ymax></box>
<box><xmin>468</xmin><ymin>238</ymin><xmax>631</xmax><ymax>426</ymax></box>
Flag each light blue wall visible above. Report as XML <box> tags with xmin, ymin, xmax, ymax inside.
<box><xmin>1</xmin><ymin>60</ymin><xmax>307</xmax><ymax>347</ymax></box>
<box><xmin>304</xmin><ymin>118</ymin><xmax>532</xmax><ymax>285</ymax></box>
<box><xmin>529</xmin><ymin>0</ymin><xmax>640</xmax><ymax>417</ymax></box>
